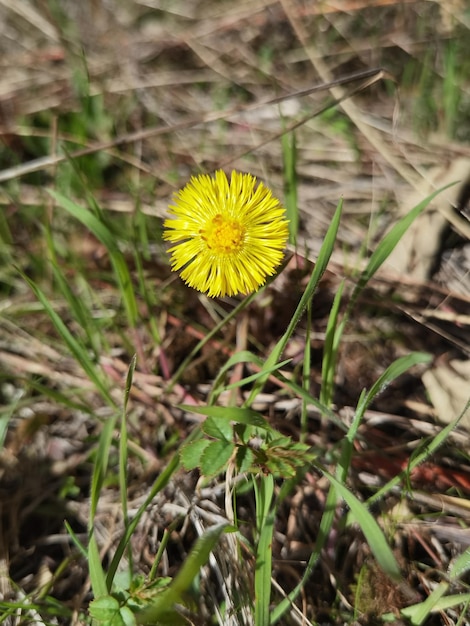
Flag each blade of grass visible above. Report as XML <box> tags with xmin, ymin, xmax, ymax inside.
<box><xmin>448</xmin><ymin>547</ymin><xmax>470</xmax><ymax>581</ymax></box>
<box><xmin>367</xmin><ymin>398</ymin><xmax>470</xmax><ymax>506</ymax></box>
<box><xmin>169</xmin><ymin>289</ymin><xmax>260</xmax><ymax>389</ymax></box>
<box><xmin>64</xmin><ymin>520</ymin><xmax>87</xmax><ymax>559</ymax></box>
<box><xmin>300</xmin><ymin>300</ymin><xmax>312</xmax><ymax>442</ymax></box>
<box><xmin>322</xmin><ymin>182</ymin><xmax>456</xmax><ymax>406</ymax></box>
<box><xmin>254</xmin><ymin>473</ymin><xmax>275</xmax><ymax>626</ymax></box>
<box><xmin>339</xmin><ymin>352</ymin><xmax>432</xmax><ymax>482</ymax></box>
<box><xmin>130</xmin><ymin>203</ymin><xmax>163</xmax><ymax>345</ymax></box>
<box><xmin>105</xmin><ymin>439</ymin><xmax>187</xmax><ymax>589</ymax></box>
<box><xmin>0</xmin><ymin>395</ymin><xmax>19</xmax><ymax>448</ymax></box>
<box><xmin>320</xmin><ymin>280</ymin><xmax>345</xmax><ymax>407</ymax></box>
<box><xmin>322</xmin><ymin>467</ymin><xmax>401</xmax><ymax>580</ymax></box>
<box><xmin>246</xmin><ymin>197</ymin><xmax>343</xmax><ymax>404</ymax></box>
<box><xmin>118</xmin><ymin>355</ymin><xmax>136</xmax><ymax>577</ymax></box>
<box><xmin>88</xmin><ymin>533</ymin><xmax>108</xmax><ymax>600</ymax></box>
<box><xmin>18</xmin><ymin>269</ymin><xmax>114</xmax><ymax>406</ymax></box>
<box><xmin>401</xmin><ymin>581</ymin><xmax>449</xmax><ymax>625</ymax></box>
<box><xmin>47</xmin><ymin>189</ymin><xmax>138</xmax><ymax>329</ymax></box>
<box><xmin>44</xmin><ymin>225</ymin><xmax>103</xmax><ymax>358</ymax></box>
<box><xmin>90</xmin><ymin>411</ymin><xmax>118</xmax><ymax>524</ymax></box>
<box><xmin>350</xmin><ymin>183</ymin><xmax>457</xmax><ymax>308</ymax></box>
<box><xmin>136</xmin><ymin>522</ymin><xmax>229</xmax><ymax>624</ymax></box>
<box><xmin>87</xmin><ymin>410</ymin><xmax>119</xmax><ymax>602</ymax></box>
<box><xmin>281</xmin><ymin>129</ymin><xmax>298</xmax><ymax>245</ymax></box>
<box><xmin>271</xmin><ymin>481</ymin><xmax>337</xmax><ymax>624</ymax></box>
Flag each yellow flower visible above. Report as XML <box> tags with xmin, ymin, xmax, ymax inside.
<box><xmin>163</xmin><ymin>170</ymin><xmax>289</xmax><ymax>298</ymax></box>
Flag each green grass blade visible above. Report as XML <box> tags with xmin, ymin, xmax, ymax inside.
<box><xmin>47</xmin><ymin>189</ymin><xmax>138</xmax><ymax>328</ymax></box>
<box><xmin>320</xmin><ymin>184</ymin><xmax>454</xmax><ymax>412</ymax></box>
<box><xmin>0</xmin><ymin>395</ymin><xmax>19</xmax><ymax>448</ymax></box>
<box><xmin>277</xmin><ymin>197</ymin><xmax>343</xmax><ymax>357</ymax></box>
<box><xmin>88</xmin><ymin>416</ymin><xmax>118</xmax><ymax>597</ymax></box>
<box><xmin>90</xmin><ymin>412</ymin><xmax>118</xmax><ymax>524</ymax></box>
<box><xmin>271</xmin><ymin>481</ymin><xmax>337</xmax><ymax>624</ymax></box>
<box><xmin>281</xmin><ymin>130</ymin><xmax>298</xmax><ymax>245</ymax></box>
<box><xmin>246</xmin><ymin>198</ymin><xmax>343</xmax><ymax>404</ymax></box>
<box><xmin>136</xmin><ymin>522</ymin><xmax>229</xmax><ymax>624</ymax></box>
<box><xmin>254</xmin><ymin>474</ymin><xmax>275</xmax><ymax>626</ymax></box>
<box><xmin>339</xmin><ymin>352</ymin><xmax>432</xmax><ymax>481</ymax></box>
<box><xmin>64</xmin><ymin>520</ymin><xmax>87</xmax><ymax>559</ymax></box>
<box><xmin>118</xmin><ymin>355</ymin><xmax>136</xmax><ymax>576</ymax></box>
<box><xmin>44</xmin><ymin>225</ymin><xmax>103</xmax><ymax>357</ymax></box>
<box><xmin>322</xmin><ymin>468</ymin><xmax>401</xmax><ymax>580</ymax></box>
<box><xmin>181</xmin><ymin>404</ymin><xmax>274</xmax><ymax>431</ymax></box>
<box><xmin>19</xmin><ymin>270</ymin><xmax>114</xmax><ymax>406</ymax></box>
<box><xmin>300</xmin><ymin>301</ymin><xmax>312</xmax><ymax>441</ymax></box>
<box><xmin>351</xmin><ymin>183</ymin><xmax>456</xmax><ymax>304</ymax></box>
<box><xmin>358</xmin><ymin>352</ymin><xmax>432</xmax><ymax>414</ymax></box>
<box><xmin>88</xmin><ymin>533</ymin><xmax>108</xmax><ymax>599</ymax></box>
<box><xmin>320</xmin><ymin>280</ymin><xmax>345</xmax><ymax>407</ymax></box>
<box><xmin>401</xmin><ymin>581</ymin><xmax>449</xmax><ymax>625</ymax></box>
<box><xmin>106</xmin><ymin>444</ymin><xmax>184</xmax><ymax>589</ymax></box>
<box><xmin>425</xmin><ymin>593</ymin><xmax>470</xmax><ymax>614</ymax></box>
<box><xmin>367</xmin><ymin>398</ymin><xmax>470</xmax><ymax>506</ymax></box>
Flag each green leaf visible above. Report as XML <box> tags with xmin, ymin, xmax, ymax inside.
<box><xmin>200</xmin><ymin>439</ymin><xmax>235</xmax><ymax>477</ymax></box>
<box><xmin>180</xmin><ymin>439</ymin><xmax>211</xmax><ymax>470</ymax></box>
<box><xmin>236</xmin><ymin>446</ymin><xmax>255</xmax><ymax>474</ymax></box>
<box><xmin>181</xmin><ymin>405</ymin><xmax>272</xmax><ymax>430</ymax></box>
<box><xmin>119</xmin><ymin>606</ymin><xmax>137</xmax><ymax>626</ymax></box>
<box><xmin>89</xmin><ymin>596</ymin><xmax>136</xmax><ymax>626</ymax></box>
<box><xmin>202</xmin><ymin>415</ymin><xmax>233</xmax><ymax>440</ymax></box>
<box><xmin>89</xmin><ymin>595</ymin><xmax>121</xmax><ymax>621</ymax></box>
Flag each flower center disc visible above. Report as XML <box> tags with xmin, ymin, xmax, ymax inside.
<box><xmin>201</xmin><ymin>214</ymin><xmax>245</xmax><ymax>254</ymax></box>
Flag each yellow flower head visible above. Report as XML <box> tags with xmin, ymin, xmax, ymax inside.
<box><xmin>163</xmin><ymin>170</ymin><xmax>289</xmax><ymax>298</ymax></box>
